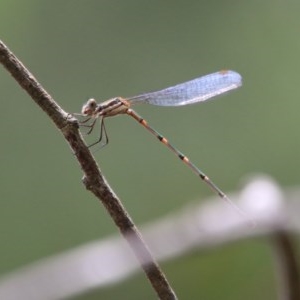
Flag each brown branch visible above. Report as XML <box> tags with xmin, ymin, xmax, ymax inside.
<box><xmin>271</xmin><ymin>231</ymin><xmax>300</xmax><ymax>300</ymax></box>
<box><xmin>0</xmin><ymin>40</ymin><xmax>177</xmax><ymax>300</ymax></box>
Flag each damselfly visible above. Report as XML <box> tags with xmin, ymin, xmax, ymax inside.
<box><xmin>80</xmin><ymin>70</ymin><xmax>248</xmax><ymax>219</ymax></box>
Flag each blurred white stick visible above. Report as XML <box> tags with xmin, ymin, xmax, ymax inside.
<box><xmin>0</xmin><ymin>175</ymin><xmax>299</xmax><ymax>300</ymax></box>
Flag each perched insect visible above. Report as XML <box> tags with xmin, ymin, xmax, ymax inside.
<box><xmin>79</xmin><ymin>70</ymin><xmax>249</xmax><ymax>220</ymax></box>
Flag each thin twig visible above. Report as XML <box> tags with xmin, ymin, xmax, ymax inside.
<box><xmin>0</xmin><ymin>39</ymin><xmax>177</xmax><ymax>300</ymax></box>
<box><xmin>271</xmin><ymin>231</ymin><xmax>300</xmax><ymax>300</ymax></box>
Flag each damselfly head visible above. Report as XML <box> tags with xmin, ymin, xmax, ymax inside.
<box><xmin>82</xmin><ymin>98</ymin><xmax>97</xmax><ymax>116</ymax></box>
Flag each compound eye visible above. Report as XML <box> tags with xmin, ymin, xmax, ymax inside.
<box><xmin>81</xmin><ymin>98</ymin><xmax>97</xmax><ymax>115</ymax></box>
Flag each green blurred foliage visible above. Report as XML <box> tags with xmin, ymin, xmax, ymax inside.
<box><xmin>0</xmin><ymin>0</ymin><xmax>299</xmax><ymax>299</ymax></box>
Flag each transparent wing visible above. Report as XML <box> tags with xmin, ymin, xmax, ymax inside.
<box><xmin>128</xmin><ymin>70</ymin><xmax>242</xmax><ymax>107</ymax></box>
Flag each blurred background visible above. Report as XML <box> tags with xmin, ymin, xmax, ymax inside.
<box><xmin>0</xmin><ymin>0</ymin><xmax>299</xmax><ymax>299</ymax></box>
